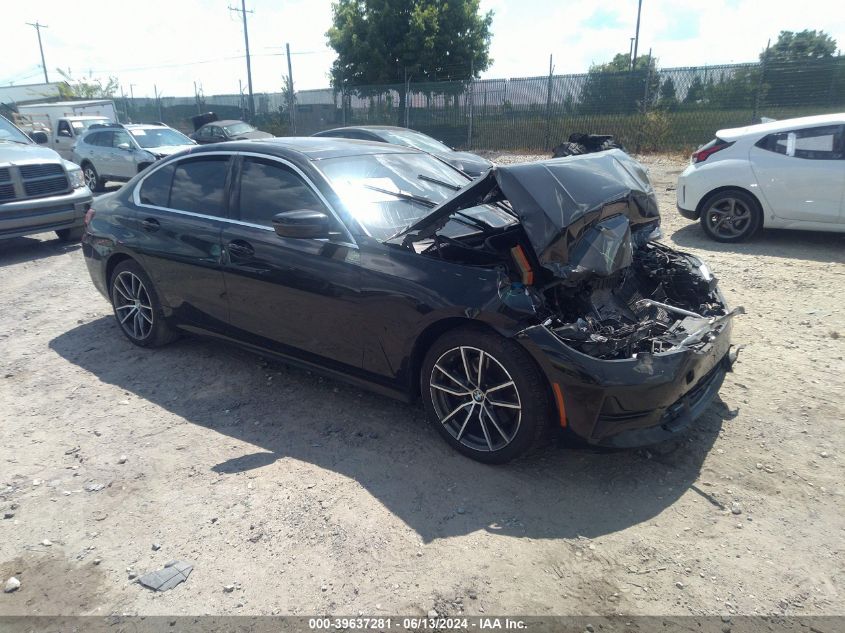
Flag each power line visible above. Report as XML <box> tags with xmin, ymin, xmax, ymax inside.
<box><xmin>25</xmin><ymin>21</ymin><xmax>49</xmax><ymax>83</ymax></box>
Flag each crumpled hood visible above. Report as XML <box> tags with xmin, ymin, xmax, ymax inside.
<box><xmin>0</xmin><ymin>141</ymin><xmax>63</xmax><ymax>165</ymax></box>
<box><xmin>403</xmin><ymin>149</ymin><xmax>660</xmax><ymax>279</ymax></box>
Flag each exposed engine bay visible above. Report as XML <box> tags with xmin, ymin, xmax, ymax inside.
<box><xmin>393</xmin><ymin>152</ymin><xmax>743</xmax><ymax>360</ymax></box>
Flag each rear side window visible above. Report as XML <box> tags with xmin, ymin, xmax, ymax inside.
<box><xmin>169</xmin><ymin>157</ymin><xmax>230</xmax><ymax>217</ymax></box>
<box><xmin>237</xmin><ymin>158</ymin><xmax>326</xmax><ymax>226</ymax></box>
<box><xmin>756</xmin><ymin>125</ymin><xmax>843</xmax><ymax>159</ymax></box>
<box><xmin>138</xmin><ymin>163</ymin><xmax>176</xmax><ymax>207</ymax></box>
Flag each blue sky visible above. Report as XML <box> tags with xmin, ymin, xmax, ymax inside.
<box><xmin>2</xmin><ymin>0</ymin><xmax>843</xmax><ymax>97</ymax></box>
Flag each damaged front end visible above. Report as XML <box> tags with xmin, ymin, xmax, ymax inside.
<box><xmin>394</xmin><ymin>150</ymin><xmax>742</xmax><ymax>445</ymax></box>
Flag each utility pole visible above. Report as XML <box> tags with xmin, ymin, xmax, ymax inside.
<box><xmin>229</xmin><ymin>1</ymin><xmax>255</xmax><ymax>119</ymax></box>
<box><xmin>286</xmin><ymin>43</ymin><xmax>296</xmax><ymax>133</ymax></box>
<box><xmin>194</xmin><ymin>81</ymin><xmax>202</xmax><ymax>115</ymax></box>
<box><xmin>26</xmin><ymin>21</ymin><xmax>49</xmax><ymax>83</ymax></box>
<box><xmin>632</xmin><ymin>0</ymin><xmax>643</xmax><ymax>71</ymax></box>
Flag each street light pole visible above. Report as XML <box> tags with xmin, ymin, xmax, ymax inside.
<box><xmin>25</xmin><ymin>21</ymin><xmax>49</xmax><ymax>83</ymax></box>
<box><xmin>632</xmin><ymin>0</ymin><xmax>643</xmax><ymax>70</ymax></box>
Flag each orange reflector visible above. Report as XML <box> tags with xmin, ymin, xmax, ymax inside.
<box><xmin>510</xmin><ymin>245</ymin><xmax>534</xmax><ymax>285</ymax></box>
<box><xmin>552</xmin><ymin>383</ymin><xmax>568</xmax><ymax>428</ymax></box>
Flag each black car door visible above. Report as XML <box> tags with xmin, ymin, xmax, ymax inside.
<box><xmin>133</xmin><ymin>154</ymin><xmax>232</xmax><ymax>332</ymax></box>
<box><xmin>220</xmin><ymin>154</ymin><xmax>362</xmax><ymax>369</ymax></box>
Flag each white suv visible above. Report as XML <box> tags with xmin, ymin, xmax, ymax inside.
<box><xmin>72</xmin><ymin>123</ymin><xmax>195</xmax><ymax>192</ymax></box>
<box><xmin>677</xmin><ymin>113</ymin><xmax>845</xmax><ymax>241</ymax></box>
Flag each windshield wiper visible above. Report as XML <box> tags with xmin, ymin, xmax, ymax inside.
<box><xmin>361</xmin><ymin>183</ymin><xmax>436</xmax><ymax>208</ymax></box>
<box><xmin>418</xmin><ymin>174</ymin><xmax>461</xmax><ymax>191</ymax></box>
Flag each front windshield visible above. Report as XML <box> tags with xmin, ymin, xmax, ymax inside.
<box><xmin>223</xmin><ymin>122</ymin><xmax>254</xmax><ymax>135</ymax></box>
<box><xmin>319</xmin><ymin>153</ymin><xmax>510</xmax><ymax>240</ymax></box>
<box><xmin>380</xmin><ymin>129</ymin><xmax>452</xmax><ymax>154</ymax></box>
<box><xmin>0</xmin><ymin>116</ymin><xmax>33</xmax><ymax>144</ymax></box>
<box><xmin>71</xmin><ymin>119</ymin><xmax>110</xmax><ymax>133</ymax></box>
<box><xmin>130</xmin><ymin>127</ymin><xmax>193</xmax><ymax>148</ymax></box>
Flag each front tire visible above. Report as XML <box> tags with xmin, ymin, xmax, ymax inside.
<box><xmin>82</xmin><ymin>162</ymin><xmax>104</xmax><ymax>192</ymax></box>
<box><xmin>699</xmin><ymin>190</ymin><xmax>761</xmax><ymax>242</ymax></box>
<box><xmin>109</xmin><ymin>260</ymin><xmax>176</xmax><ymax>347</ymax></box>
<box><xmin>420</xmin><ymin>327</ymin><xmax>552</xmax><ymax>464</ymax></box>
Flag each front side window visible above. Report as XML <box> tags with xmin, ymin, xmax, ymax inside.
<box><xmin>756</xmin><ymin>125</ymin><xmax>843</xmax><ymax>160</ymax></box>
<box><xmin>58</xmin><ymin>120</ymin><xmax>72</xmax><ymax>137</ymax></box>
<box><xmin>168</xmin><ymin>157</ymin><xmax>230</xmax><ymax>216</ymax></box>
<box><xmin>237</xmin><ymin>158</ymin><xmax>326</xmax><ymax>226</ymax></box>
<box><xmin>87</xmin><ymin>131</ymin><xmax>113</xmax><ymax>147</ymax></box>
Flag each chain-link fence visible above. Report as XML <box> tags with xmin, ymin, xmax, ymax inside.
<box><xmin>114</xmin><ymin>57</ymin><xmax>844</xmax><ymax>153</ymax></box>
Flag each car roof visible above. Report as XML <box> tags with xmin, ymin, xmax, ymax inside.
<box><xmin>125</xmin><ymin>123</ymin><xmax>169</xmax><ymax>129</ymax></box>
<box><xmin>316</xmin><ymin>125</ymin><xmax>422</xmax><ymax>135</ymax></box>
<box><xmin>717</xmin><ymin>113</ymin><xmax>845</xmax><ymax>141</ymax></box>
<box><xmin>184</xmin><ymin>136</ymin><xmax>422</xmax><ymax>160</ymax></box>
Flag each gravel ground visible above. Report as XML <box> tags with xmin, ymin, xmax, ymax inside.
<box><xmin>1</xmin><ymin>153</ymin><xmax>843</xmax><ymax>617</ymax></box>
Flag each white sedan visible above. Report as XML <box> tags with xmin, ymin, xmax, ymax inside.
<box><xmin>676</xmin><ymin>113</ymin><xmax>845</xmax><ymax>241</ymax></box>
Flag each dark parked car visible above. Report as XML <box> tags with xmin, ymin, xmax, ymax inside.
<box><xmin>312</xmin><ymin>125</ymin><xmax>492</xmax><ymax>176</ymax></box>
<box><xmin>191</xmin><ymin>120</ymin><xmax>273</xmax><ymax>144</ymax></box>
<box><xmin>82</xmin><ymin>138</ymin><xmax>739</xmax><ymax>463</ymax></box>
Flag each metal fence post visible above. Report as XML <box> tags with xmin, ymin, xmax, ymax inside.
<box><xmin>544</xmin><ymin>54</ymin><xmax>553</xmax><ymax>150</ymax></box>
<box><xmin>467</xmin><ymin>60</ymin><xmax>474</xmax><ymax>149</ymax></box>
<box><xmin>753</xmin><ymin>39</ymin><xmax>770</xmax><ymax>122</ymax></box>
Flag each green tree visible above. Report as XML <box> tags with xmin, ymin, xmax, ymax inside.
<box><xmin>683</xmin><ymin>75</ymin><xmax>705</xmax><ymax>105</ymax></box>
<box><xmin>326</xmin><ymin>0</ymin><xmax>493</xmax><ymax>122</ymax></box>
<box><xmin>763</xmin><ymin>30</ymin><xmax>839</xmax><ymax>106</ymax></box>
<box><xmin>657</xmin><ymin>76</ymin><xmax>678</xmax><ymax>110</ymax></box>
<box><xmin>55</xmin><ymin>69</ymin><xmax>119</xmax><ymax>99</ymax></box>
<box><xmin>579</xmin><ymin>53</ymin><xmax>659</xmax><ymax>114</ymax></box>
<box><xmin>766</xmin><ymin>29</ymin><xmax>837</xmax><ymax>62</ymax></box>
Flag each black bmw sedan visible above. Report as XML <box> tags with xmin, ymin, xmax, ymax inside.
<box><xmin>81</xmin><ymin>138</ymin><xmax>740</xmax><ymax>463</ymax></box>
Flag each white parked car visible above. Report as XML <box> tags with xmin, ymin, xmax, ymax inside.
<box><xmin>677</xmin><ymin>113</ymin><xmax>845</xmax><ymax>241</ymax></box>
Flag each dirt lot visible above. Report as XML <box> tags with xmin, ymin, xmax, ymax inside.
<box><xmin>1</xmin><ymin>154</ymin><xmax>843</xmax><ymax>617</ymax></box>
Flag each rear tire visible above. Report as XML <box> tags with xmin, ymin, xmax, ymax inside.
<box><xmin>109</xmin><ymin>259</ymin><xmax>177</xmax><ymax>348</ymax></box>
<box><xmin>420</xmin><ymin>326</ymin><xmax>552</xmax><ymax>464</ymax></box>
<box><xmin>699</xmin><ymin>189</ymin><xmax>761</xmax><ymax>242</ymax></box>
<box><xmin>56</xmin><ymin>227</ymin><xmax>84</xmax><ymax>242</ymax></box>
<box><xmin>82</xmin><ymin>162</ymin><xmax>104</xmax><ymax>192</ymax></box>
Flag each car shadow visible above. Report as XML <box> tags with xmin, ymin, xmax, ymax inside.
<box><xmin>0</xmin><ymin>235</ymin><xmax>81</xmax><ymax>268</ymax></box>
<box><xmin>49</xmin><ymin>317</ymin><xmax>730</xmax><ymax>543</ymax></box>
<box><xmin>671</xmin><ymin>223</ymin><xmax>845</xmax><ymax>264</ymax></box>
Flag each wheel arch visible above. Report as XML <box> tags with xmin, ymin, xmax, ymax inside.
<box><xmin>408</xmin><ymin>317</ymin><xmax>555</xmax><ymax>412</ymax></box>
<box><xmin>695</xmin><ymin>185</ymin><xmax>765</xmax><ymax>225</ymax></box>
<box><xmin>408</xmin><ymin>317</ymin><xmax>502</xmax><ymax>400</ymax></box>
<box><xmin>105</xmin><ymin>252</ymin><xmax>138</xmax><ymax>288</ymax></box>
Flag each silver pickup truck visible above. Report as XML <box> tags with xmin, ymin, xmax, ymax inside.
<box><xmin>1</xmin><ymin>114</ymin><xmax>92</xmax><ymax>241</ymax></box>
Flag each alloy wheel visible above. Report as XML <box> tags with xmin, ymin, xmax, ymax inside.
<box><xmin>704</xmin><ymin>197</ymin><xmax>753</xmax><ymax>239</ymax></box>
<box><xmin>83</xmin><ymin>166</ymin><xmax>98</xmax><ymax>190</ymax></box>
<box><xmin>112</xmin><ymin>271</ymin><xmax>154</xmax><ymax>340</ymax></box>
<box><xmin>429</xmin><ymin>346</ymin><xmax>522</xmax><ymax>452</ymax></box>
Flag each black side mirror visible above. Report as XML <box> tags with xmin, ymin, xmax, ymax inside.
<box><xmin>272</xmin><ymin>210</ymin><xmax>329</xmax><ymax>239</ymax></box>
<box><xmin>30</xmin><ymin>131</ymin><xmax>49</xmax><ymax>144</ymax></box>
